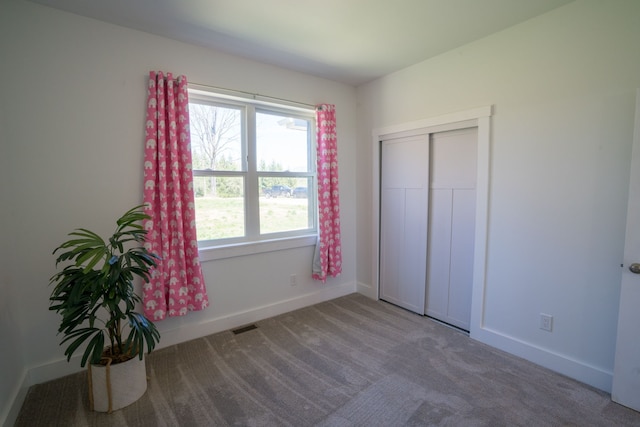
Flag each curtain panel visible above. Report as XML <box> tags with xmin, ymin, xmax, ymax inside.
<box><xmin>313</xmin><ymin>104</ymin><xmax>342</xmax><ymax>282</ymax></box>
<box><xmin>142</xmin><ymin>71</ymin><xmax>209</xmax><ymax>320</ymax></box>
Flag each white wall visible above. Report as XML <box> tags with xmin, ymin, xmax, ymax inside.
<box><xmin>357</xmin><ymin>0</ymin><xmax>640</xmax><ymax>391</ymax></box>
<box><xmin>0</xmin><ymin>0</ymin><xmax>357</xmax><ymax>424</ymax></box>
<box><xmin>0</xmin><ymin>26</ymin><xmax>27</xmax><ymax>423</ymax></box>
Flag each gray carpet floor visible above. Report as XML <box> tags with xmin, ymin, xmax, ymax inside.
<box><xmin>15</xmin><ymin>293</ymin><xmax>640</xmax><ymax>426</ymax></box>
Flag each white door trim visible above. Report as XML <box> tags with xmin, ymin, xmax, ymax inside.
<box><xmin>371</xmin><ymin>106</ymin><xmax>492</xmax><ymax>338</ymax></box>
<box><xmin>611</xmin><ymin>89</ymin><xmax>640</xmax><ymax>410</ymax></box>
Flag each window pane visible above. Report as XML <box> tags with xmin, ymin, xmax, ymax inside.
<box><xmin>188</xmin><ymin>90</ymin><xmax>317</xmax><ymax>246</ymax></box>
<box><xmin>194</xmin><ymin>176</ymin><xmax>245</xmax><ymax>240</ymax></box>
<box><xmin>259</xmin><ymin>177</ymin><xmax>313</xmax><ymax>234</ymax></box>
<box><xmin>257</xmin><ymin>112</ymin><xmax>309</xmax><ymax>172</ymax></box>
<box><xmin>190</xmin><ymin>103</ymin><xmax>243</xmax><ymax>171</ymax></box>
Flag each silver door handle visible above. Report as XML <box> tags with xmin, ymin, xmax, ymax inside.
<box><xmin>630</xmin><ymin>263</ymin><xmax>640</xmax><ymax>274</ymax></box>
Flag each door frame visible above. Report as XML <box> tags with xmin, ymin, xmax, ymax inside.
<box><xmin>371</xmin><ymin>106</ymin><xmax>492</xmax><ymax>338</ymax></box>
<box><xmin>611</xmin><ymin>89</ymin><xmax>640</xmax><ymax>410</ymax></box>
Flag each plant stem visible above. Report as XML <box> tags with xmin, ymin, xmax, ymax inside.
<box><xmin>114</xmin><ymin>317</ymin><xmax>122</xmax><ymax>354</ymax></box>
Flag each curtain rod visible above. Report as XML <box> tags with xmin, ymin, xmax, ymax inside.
<box><xmin>188</xmin><ymin>82</ymin><xmax>318</xmax><ymax>110</ymax></box>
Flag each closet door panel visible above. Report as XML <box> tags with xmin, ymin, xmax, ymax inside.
<box><xmin>380</xmin><ymin>188</ymin><xmax>404</xmax><ymax>306</ymax></box>
<box><xmin>379</xmin><ymin>136</ymin><xmax>429</xmax><ymax>314</ymax></box>
<box><xmin>426</xmin><ymin>128</ymin><xmax>477</xmax><ymax>330</ymax></box>
<box><xmin>426</xmin><ymin>188</ymin><xmax>453</xmax><ymax>320</ymax></box>
<box><xmin>447</xmin><ymin>188</ymin><xmax>476</xmax><ymax>329</ymax></box>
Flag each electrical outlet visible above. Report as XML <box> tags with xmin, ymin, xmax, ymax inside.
<box><xmin>540</xmin><ymin>313</ymin><xmax>553</xmax><ymax>332</ymax></box>
<box><xmin>289</xmin><ymin>274</ymin><xmax>297</xmax><ymax>286</ymax></box>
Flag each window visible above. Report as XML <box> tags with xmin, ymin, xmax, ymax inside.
<box><xmin>188</xmin><ymin>90</ymin><xmax>317</xmax><ymax>251</ymax></box>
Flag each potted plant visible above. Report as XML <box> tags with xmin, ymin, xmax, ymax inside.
<box><xmin>49</xmin><ymin>205</ymin><xmax>161</xmax><ymax>412</ymax></box>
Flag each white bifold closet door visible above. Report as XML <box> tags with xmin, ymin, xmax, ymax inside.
<box><xmin>426</xmin><ymin>128</ymin><xmax>477</xmax><ymax>330</ymax></box>
<box><xmin>379</xmin><ymin>128</ymin><xmax>477</xmax><ymax>329</ymax></box>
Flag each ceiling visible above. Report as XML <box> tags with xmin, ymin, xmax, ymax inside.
<box><xmin>28</xmin><ymin>0</ymin><xmax>574</xmax><ymax>86</ymax></box>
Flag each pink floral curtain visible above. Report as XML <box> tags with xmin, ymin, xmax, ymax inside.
<box><xmin>142</xmin><ymin>71</ymin><xmax>209</xmax><ymax>320</ymax></box>
<box><xmin>313</xmin><ymin>104</ymin><xmax>342</xmax><ymax>282</ymax></box>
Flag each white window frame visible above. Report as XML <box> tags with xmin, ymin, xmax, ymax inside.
<box><xmin>188</xmin><ymin>88</ymin><xmax>318</xmax><ymax>261</ymax></box>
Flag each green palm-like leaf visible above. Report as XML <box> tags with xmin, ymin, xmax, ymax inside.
<box><xmin>49</xmin><ymin>205</ymin><xmax>161</xmax><ymax>367</ymax></box>
<box><xmin>125</xmin><ymin>312</ymin><xmax>160</xmax><ymax>360</ymax></box>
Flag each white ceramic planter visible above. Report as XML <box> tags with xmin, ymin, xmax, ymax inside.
<box><xmin>88</xmin><ymin>356</ymin><xmax>148</xmax><ymax>412</ymax></box>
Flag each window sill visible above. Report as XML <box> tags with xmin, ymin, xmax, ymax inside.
<box><xmin>198</xmin><ymin>234</ymin><xmax>318</xmax><ymax>262</ymax></box>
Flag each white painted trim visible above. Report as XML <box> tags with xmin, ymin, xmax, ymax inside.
<box><xmin>356</xmin><ymin>280</ymin><xmax>377</xmax><ymax>300</ymax></box>
<box><xmin>158</xmin><ymin>281</ymin><xmax>356</xmax><ymax>349</ymax></box>
<box><xmin>373</xmin><ymin>106</ymin><xmax>492</xmax><ymax>139</ymax></box>
<box><xmin>371</xmin><ymin>137</ymin><xmax>381</xmax><ymax>301</ymax></box>
<box><xmin>473</xmin><ymin>326</ymin><xmax>612</xmax><ymax>392</ymax></box>
<box><xmin>372</xmin><ymin>106</ymin><xmax>492</xmax><ymax>333</ymax></box>
<box><xmin>199</xmin><ymin>234</ymin><xmax>317</xmax><ymax>262</ymax></box>
<box><xmin>469</xmin><ymin>115</ymin><xmax>491</xmax><ymax>333</ymax></box>
<box><xmin>24</xmin><ymin>281</ymin><xmax>357</xmax><ymax>387</ymax></box>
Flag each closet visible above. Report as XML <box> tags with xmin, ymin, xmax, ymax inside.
<box><xmin>379</xmin><ymin>127</ymin><xmax>477</xmax><ymax>331</ymax></box>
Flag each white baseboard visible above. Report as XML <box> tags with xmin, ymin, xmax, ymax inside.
<box><xmin>13</xmin><ymin>281</ymin><xmax>357</xmax><ymax>425</ymax></box>
<box><xmin>158</xmin><ymin>280</ymin><xmax>357</xmax><ymax>350</ymax></box>
<box><xmin>25</xmin><ymin>280</ymin><xmax>357</xmax><ymax>389</ymax></box>
<box><xmin>471</xmin><ymin>326</ymin><xmax>612</xmax><ymax>393</ymax></box>
<box><xmin>361</xmin><ymin>283</ymin><xmax>612</xmax><ymax>393</ymax></box>
<box><xmin>356</xmin><ymin>281</ymin><xmax>377</xmax><ymax>300</ymax></box>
